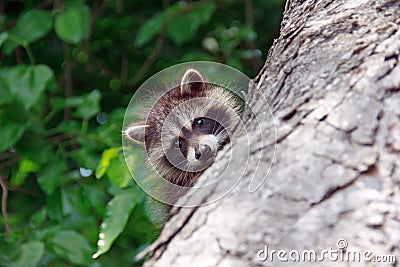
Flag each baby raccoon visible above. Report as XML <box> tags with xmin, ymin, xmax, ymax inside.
<box><xmin>124</xmin><ymin>69</ymin><xmax>241</xmax><ymax>187</ymax></box>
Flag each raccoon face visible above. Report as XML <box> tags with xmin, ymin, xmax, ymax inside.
<box><xmin>164</xmin><ymin>116</ymin><xmax>226</xmax><ymax>172</ymax></box>
<box><xmin>124</xmin><ymin>68</ymin><xmax>239</xmax><ymax>185</ymax></box>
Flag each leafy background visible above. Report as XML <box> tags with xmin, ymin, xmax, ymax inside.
<box><xmin>0</xmin><ymin>0</ymin><xmax>284</xmax><ymax>266</ymax></box>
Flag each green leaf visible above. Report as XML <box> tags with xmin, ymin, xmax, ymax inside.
<box><xmin>49</xmin><ymin>230</ymin><xmax>92</xmax><ymax>265</ymax></box>
<box><xmin>15</xmin><ymin>10</ymin><xmax>52</xmax><ymax>40</ymax></box>
<box><xmin>71</xmin><ymin>147</ymin><xmax>99</xmax><ymax>170</ymax></box>
<box><xmin>50</xmin><ymin>96</ymin><xmax>85</xmax><ymax>110</ymax></box>
<box><xmin>35</xmin><ymin>225</ymin><xmax>62</xmax><ymax>241</ymax></box>
<box><xmin>3</xmin><ymin>65</ymin><xmax>54</xmax><ymax>109</ymax></box>
<box><xmin>56</xmin><ymin>120</ymin><xmax>81</xmax><ymax>135</ymax></box>
<box><xmin>11</xmin><ymin>159</ymin><xmax>39</xmax><ymax>186</ymax></box>
<box><xmin>92</xmin><ymin>187</ymin><xmax>141</xmax><ymax>258</ymax></box>
<box><xmin>168</xmin><ymin>15</ymin><xmax>198</xmax><ymax>45</ymax></box>
<box><xmin>83</xmin><ymin>183</ymin><xmax>106</xmax><ymax>215</ymax></box>
<box><xmin>96</xmin><ymin>147</ymin><xmax>122</xmax><ymax>179</ymax></box>
<box><xmin>30</xmin><ymin>208</ymin><xmax>47</xmax><ymax>226</ymax></box>
<box><xmin>134</xmin><ymin>12</ymin><xmax>165</xmax><ymax>47</ymax></box>
<box><xmin>106</xmin><ymin>156</ymin><xmax>133</xmax><ymax>188</ymax></box>
<box><xmin>0</xmin><ymin>113</ymin><xmax>28</xmax><ymax>153</ymax></box>
<box><xmin>19</xmin><ymin>158</ymin><xmax>39</xmax><ymax>172</ymax></box>
<box><xmin>0</xmin><ymin>31</ymin><xmax>8</xmax><ymax>47</ymax></box>
<box><xmin>0</xmin><ymin>78</ymin><xmax>13</xmax><ymax>105</ymax></box>
<box><xmin>134</xmin><ymin>3</ymin><xmax>186</xmax><ymax>47</ymax></box>
<box><xmin>46</xmin><ymin>189</ymin><xmax>63</xmax><ymax>221</ymax></box>
<box><xmin>9</xmin><ymin>241</ymin><xmax>44</xmax><ymax>267</ymax></box>
<box><xmin>55</xmin><ymin>6</ymin><xmax>91</xmax><ymax>44</ymax></box>
<box><xmin>16</xmin><ymin>133</ymin><xmax>53</xmax><ymax>165</ymax></box>
<box><xmin>193</xmin><ymin>2</ymin><xmax>217</xmax><ymax>22</ymax></box>
<box><xmin>2</xmin><ymin>9</ymin><xmax>52</xmax><ymax>54</ymax></box>
<box><xmin>37</xmin><ymin>159</ymin><xmax>66</xmax><ymax>195</ymax></box>
<box><xmin>60</xmin><ymin>186</ymin><xmax>96</xmax><ymax>228</ymax></box>
<box><xmin>73</xmin><ymin>89</ymin><xmax>102</xmax><ymax>119</ymax></box>
<box><xmin>50</xmin><ymin>97</ymin><xmax>68</xmax><ymax>110</ymax></box>
<box><xmin>11</xmin><ymin>172</ymin><xmax>28</xmax><ymax>187</ymax></box>
<box><xmin>168</xmin><ymin>2</ymin><xmax>216</xmax><ymax>44</ymax></box>
<box><xmin>51</xmin><ymin>90</ymin><xmax>101</xmax><ymax>120</ymax></box>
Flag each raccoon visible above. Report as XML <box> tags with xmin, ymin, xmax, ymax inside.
<box><xmin>124</xmin><ymin>69</ymin><xmax>241</xmax><ymax>187</ymax></box>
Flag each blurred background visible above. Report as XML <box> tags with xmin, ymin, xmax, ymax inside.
<box><xmin>0</xmin><ymin>0</ymin><xmax>284</xmax><ymax>266</ymax></box>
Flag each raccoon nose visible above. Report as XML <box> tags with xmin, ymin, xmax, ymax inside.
<box><xmin>195</xmin><ymin>144</ymin><xmax>211</xmax><ymax>160</ymax></box>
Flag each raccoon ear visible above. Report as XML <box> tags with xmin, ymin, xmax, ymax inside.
<box><xmin>180</xmin><ymin>69</ymin><xmax>204</xmax><ymax>95</ymax></box>
<box><xmin>124</xmin><ymin>123</ymin><xmax>149</xmax><ymax>144</ymax></box>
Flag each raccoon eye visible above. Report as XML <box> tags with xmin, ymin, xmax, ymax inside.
<box><xmin>173</xmin><ymin>139</ymin><xmax>181</xmax><ymax>149</ymax></box>
<box><xmin>194</xmin><ymin>118</ymin><xmax>205</xmax><ymax>127</ymax></box>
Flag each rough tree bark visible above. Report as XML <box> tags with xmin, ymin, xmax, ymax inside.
<box><xmin>142</xmin><ymin>0</ymin><xmax>400</xmax><ymax>266</ymax></box>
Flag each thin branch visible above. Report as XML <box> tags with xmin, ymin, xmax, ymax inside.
<box><xmin>23</xmin><ymin>43</ymin><xmax>36</xmax><ymax>65</ymax></box>
<box><xmin>14</xmin><ymin>47</ymin><xmax>23</xmax><ymax>65</ymax></box>
<box><xmin>8</xmin><ymin>185</ymin><xmax>38</xmax><ymax>197</ymax></box>
<box><xmin>116</xmin><ymin>0</ymin><xmax>123</xmax><ymax>14</ymax></box>
<box><xmin>53</xmin><ymin>0</ymin><xmax>62</xmax><ymax>10</ymax></box>
<box><xmin>121</xmin><ymin>54</ymin><xmax>128</xmax><ymax>83</ymax></box>
<box><xmin>7</xmin><ymin>34</ymin><xmax>37</xmax><ymax>65</ymax></box>
<box><xmin>91</xmin><ymin>0</ymin><xmax>110</xmax><ymax>26</ymax></box>
<box><xmin>63</xmin><ymin>42</ymin><xmax>73</xmax><ymax>121</ymax></box>
<box><xmin>0</xmin><ymin>152</ymin><xmax>13</xmax><ymax>161</ymax></box>
<box><xmin>47</xmin><ymin>134</ymin><xmax>74</xmax><ymax>144</ymax></box>
<box><xmin>0</xmin><ymin>175</ymin><xmax>11</xmax><ymax>241</ymax></box>
<box><xmin>128</xmin><ymin>32</ymin><xmax>166</xmax><ymax>86</ymax></box>
<box><xmin>84</xmin><ymin>0</ymin><xmax>110</xmax><ymax>67</ymax></box>
<box><xmin>0</xmin><ymin>0</ymin><xmax>4</xmax><ymax>15</ymax></box>
<box><xmin>0</xmin><ymin>156</ymin><xmax>19</xmax><ymax>170</ymax></box>
<box><xmin>244</xmin><ymin>0</ymin><xmax>254</xmax><ymax>28</ymax></box>
<box><xmin>36</xmin><ymin>0</ymin><xmax>53</xmax><ymax>9</ymax></box>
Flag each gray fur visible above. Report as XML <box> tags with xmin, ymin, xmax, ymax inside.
<box><xmin>124</xmin><ymin>69</ymin><xmax>241</xmax><ymax>186</ymax></box>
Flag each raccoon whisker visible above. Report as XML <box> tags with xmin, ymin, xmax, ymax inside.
<box><xmin>172</xmin><ymin>156</ymin><xmax>199</xmax><ymax>175</ymax></box>
<box><xmin>221</xmin><ymin>116</ymin><xmax>240</xmax><ymax>129</ymax></box>
<box><xmin>173</xmin><ymin>169</ymin><xmax>182</xmax><ymax>183</ymax></box>
<box><xmin>176</xmin><ymin>162</ymin><xmax>190</xmax><ymax>172</ymax></box>
<box><xmin>181</xmin><ymin>165</ymin><xmax>190</xmax><ymax>179</ymax></box>
<box><xmin>218</xmin><ymin>133</ymin><xmax>227</xmax><ymax>141</ymax></box>
<box><xmin>164</xmin><ymin>166</ymin><xmax>185</xmax><ymax>184</ymax></box>
<box><xmin>216</xmin><ymin>125</ymin><xmax>228</xmax><ymax>136</ymax></box>
<box><xmin>216</xmin><ymin>129</ymin><xmax>228</xmax><ymax>141</ymax></box>
<box><xmin>178</xmin><ymin>163</ymin><xmax>193</xmax><ymax>184</ymax></box>
<box><xmin>212</xmin><ymin>120</ymin><xmax>218</xmax><ymax>135</ymax></box>
<box><xmin>215</xmin><ymin>124</ymin><xmax>226</xmax><ymax>136</ymax></box>
<box><xmin>169</xmin><ymin>159</ymin><xmax>189</xmax><ymax>172</ymax></box>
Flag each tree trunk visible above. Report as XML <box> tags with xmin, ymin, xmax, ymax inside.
<box><xmin>142</xmin><ymin>0</ymin><xmax>400</xmax><ymax>266</ymax></box>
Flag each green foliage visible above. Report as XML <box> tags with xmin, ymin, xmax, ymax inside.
<box><xmin>55</xmin><ymin>4</ymin><xmax>91</xmax><ymax>44</ymax></box>
<box><xmin>37</xmin><ymin>158</ymin><xmax>65</xmax><ymax>195</ymax></box>
<box><xmin>49</xmin><ymin>230</ymin><xmax>92</xmax><ymax>265</ymax></box>
<box><xmin>93</xmin><ymin>187</ymin><xmax>142</xmax><ymax>259</ymax></box>
<box><xmin>0</xmin><ymin>0</ymin><xmax>284</xmax><ymax>266</ymax></box>
<box><xmin>135</xmin><ymin>12</ymin><xmax>165</xmax><ymax>47</ymax></box>
<box><xmin>11</xmin><ymin>159</ymin><xmax>39</xmax><ymax>186</ymax></box>
<box><xmin>9</xmin><ymin>241</ymin><xmax>44</xmax><ymax>267</ymax></box>
<box><xmin>3</xmin><ymin>64</ymin><xmax>54</xmax><ymax>108</ymax></box>
<box><xmin>2</xmin><ymin>9</ymin><xmax>52</xmax><ymax>55</ymax></box>
<box><xmin>96</xmin><ymin>147</ymin><xmax>122</xmax><ymax>179</ymax></box>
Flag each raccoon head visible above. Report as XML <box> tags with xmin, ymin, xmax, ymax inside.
<box><xmin>124</xmin><ymin>69</ymin><xmax>240</xmax><ymax>185</ymax></box>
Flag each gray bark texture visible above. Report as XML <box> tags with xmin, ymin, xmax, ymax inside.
<box><xmin>142</xmin><ymin>0</ymin><xmax>400</xmax><ymax>266</ymax></box>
